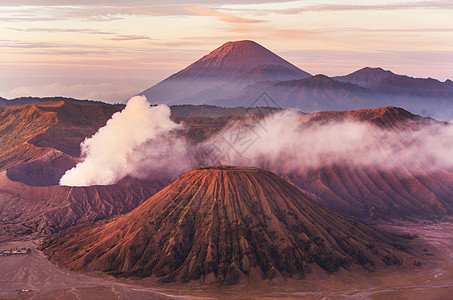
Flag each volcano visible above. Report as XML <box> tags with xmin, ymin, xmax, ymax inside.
<box><xmin>139</xmin><ymin>40</ymin><xmax>453</xmax><ymax>119</ymax></box>
<box><xmin>41</xmin><ymin>166</ymin><xmax>405</xmax><ymax>283</ymax></box>
<box><xmin>140</xmin><ymin>40</ymin><xmax>311</xmax><ymax>105</ymax></box>
<box><xmin>333</xmin><ymin>67</ymin><xmax>395</xmax><ymax>88</ymax></box>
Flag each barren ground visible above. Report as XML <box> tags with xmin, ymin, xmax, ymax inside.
<box><xmin>1</xmin><ymin>219</ymin><xmax>453</xmax><ymax>299</ymax></box>
<box><xmin>0</xmin><ymin>239</ymin><xmax>205</xmax><ymax>299</ymax></box>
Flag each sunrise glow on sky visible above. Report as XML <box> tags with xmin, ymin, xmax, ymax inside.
<box><xmin>1</xmin><ymin>0</ymin><xmax>452</xmax><ymax>102</ymax></box>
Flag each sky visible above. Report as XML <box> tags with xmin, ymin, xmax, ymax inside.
<box><xmin>1</xmin><ymin>0</ymin><xmax>452</xmax><ymax>103</ymax></box>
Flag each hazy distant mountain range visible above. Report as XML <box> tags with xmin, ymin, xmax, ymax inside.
<box><xmin>2</xmin><ymin>40</ymin><xmax>451</xmax><ymax>119</ymax></box>
<box><xmin>140</xmin><ymin>40</ymin><xmax>453</xmax><ymax>120</ymax></box>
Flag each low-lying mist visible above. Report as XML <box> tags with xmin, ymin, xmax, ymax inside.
<box><xmin>60</xmin><ymin>96</ymin><xmax>453</xmax><ymax>187</ymax></box>
<box><xmin>206</xmin><ymin>110</ymin><xmax>453</xmax><ymax>173</ymax></box>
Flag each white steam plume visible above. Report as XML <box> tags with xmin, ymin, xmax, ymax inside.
<box><xmin>60</xmin><ymin>100</ymin><xmax>453</xmax><ymax>187</ymax></box>
<box><xmin>60</xmin><ymin>96</ymin><xmax>192</xmax><ymax>186</ymax></box>
<box><xmin>204</xmin><ymin>110</ymin><xmax>453</xmax><ymax>174</ymax></box>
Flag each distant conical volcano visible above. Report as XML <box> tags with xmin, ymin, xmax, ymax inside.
<box><xmin>140</xmin><ymin>40</ymin><xmax>311</xmax><ymax>105</ymax></box>
<box><xmin>41</xmin><ymin>166</ymin><xmax>405</xmax><ymax>283</ymax></box>
<box><xmin>172</xmin><ymin>40</ymin><xmax>308</xmax><ymax>80</ymax></box>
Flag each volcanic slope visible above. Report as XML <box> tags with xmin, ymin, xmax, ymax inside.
<box><xmin>0</xmin><ymin>100</ymin><xmax>282</xmax><ymax>237</ymax></box>
<box><xmin>0</xmin><ymin>101</ymin><xmax>168</xmax><ymax>237</ymax></box>
<box><xmin>282</xmin><ymin>107</ymin><xmax>453</xmax><ymax>219</ymax></box>
<box><xmin>0</xmin><ymin>172</ymin><xmax>165</xmax><ymax>236</ymax></box>
<box><xmin>140</xmin><ymin>40</ymin><xmax>311</xmax><ymax>105</ymax></box>
<box><xmin>42</xmin><ymin>166</ymin><xmax>406</xmax><ymax>284</ymax></box>
<box><xmin>0</xmin><ymin>100</ymin><xmax>121</xmax><ymax>171</ymax></box>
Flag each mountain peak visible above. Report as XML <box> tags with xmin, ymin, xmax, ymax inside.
<box><xmin>309</xmin><ymin>74</ymin><xmax>333</xmax><ymax>81</ymax></box>
<box><xmin>211</xmin><ymin>40</ymin><xmax>272</xmax><ymax>55</ymax></box>
<box><xmin>186</xmin><ymin>40</ymin><xmax>308</xmax><ymax>79</ymax></box>
<box><xmin>334</xmin><ymin>67</ymin><xmax>395</xmax><ymax>88</ymax></box>
<box><xmin>353</xmin><ymin>67</ymin><xmax>394</xmax><ymax>76</ymax></box>
<box><xmin>360</xmin><ymin>66</ymin><xmax>389</xmax><ymax>72</ymax></box>
<box><xmin>140</xmin><ymin>40</ymin><xmax>311</xmax><ymax>105</ymax></box>
<box><xmin>218</xmin><ymin>39</ymin><xmax>259</xmax><ymax>48</ymax></box>
<box><xmin>42</xmin><ymin>166</ymin><xmax>405</xmax><ymax>283</ymax></box>
<box><xmin>374</xmin><ymin>74</ymin><xmax>452</xmax><ymax>99</ymax></box>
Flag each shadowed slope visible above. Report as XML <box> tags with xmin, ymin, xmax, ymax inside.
<box><xmin>193</xmin><ymin>106</ymin><xmax>453</xmax><ymax>220</ymax></box>
<box><xmin>212</xmin><ymin>66</ymin><xmax>453</xmax><ymax>119</ymax></box>
<box><xmin>0</xmin><ymin>101</ymin><xmax>167</xmax><ymax>237</ymax></box>
<box><xmin>216</xmin><ymin>75</ymin><xmax>374</xmax><ymax>110</ymax></box>
<box><xmin>284</xmin><ymin>107</ymin><xmax>453</xmax><ymax>219</ymax></box>
<box><xmin>0</xmin><ymin>171</ymin><xmax>167</xmax><ymax>236</ymax></box>
<box><xmin>0</xmin><ymin>101</ymin><xmax>279</xmax><ymax>237</ymax></box>
<box><xmin>0</xmin><ymin>101</ymin><xmax>121</xmax><ymax>171</ymax></box>
<box><xmin>0</xmin><ymin>104</ymin><xmax>58</xmax><ymax>171</ymax></box>
<box><xmin>303</xmin><ymin>106</ymin><xmax>436</xmax><ymax>128</ymax></box>
<box><xmin>42</xmin><ymin>166</ymin><xmax>406</xmax><ymax>283</ymax></box>
<box><xmin>29</xmin><ymin>101</ymin><xmax>121</xmax><ymax>157</ymax></box>
<box><xmin>373</xmin><ymin>75</ymin><xmax>453</xmax><ymax>99</ymax></box>
<box><xmin>6</xmin><ymin>148</ymin><xmax>76</xmax><ymax>186</ymax></box>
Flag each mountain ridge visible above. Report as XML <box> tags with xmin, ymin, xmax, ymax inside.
<box><xmin>138</xmin><ymin>40</ymin><xmax>453</xmax><ymax>119</ymax></box>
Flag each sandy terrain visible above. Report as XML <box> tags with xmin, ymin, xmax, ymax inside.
<box><xmin>0</xmin><ymin>239</ymin><xmax>205</xmax><ymax>299</ymax></box>
<box><xmin>1</xmin><ymin>219</ymin><xmax>453</xmax><ymax>299</ymax></box>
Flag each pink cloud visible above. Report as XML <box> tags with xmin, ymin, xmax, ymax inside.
<box><xmin>108</xmin><ymin>34</ymin><xmax>153</xmax><ymax>41</ymax></box>
<box><xmin>187</xmin><ymin>6</ymin><xmax>265</xmax><ymax>24</ymax></box>
<box><xmin>279</xmin><ymin>1</ymin><xmax>453</xmax><ymax>14</ymax></box>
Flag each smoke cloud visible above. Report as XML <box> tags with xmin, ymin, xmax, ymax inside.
<box><xmin>206</xmin><ymin>111</ymin><xmax>371</xmax><ymax>170</ymax></box>
<box><xmin>60</xmin><ymin>96</ymin><xmax>192</xmax><ymax>186</ymax></box>
<box><xmin>60</xmin><ymin>99</ymin><xmax>453</xmax><ymax>187</ymax></box>
<box><xmin>205</xmin><ymin>110</ymin><xmax>453</xmax><ymax>174</ymax></box>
